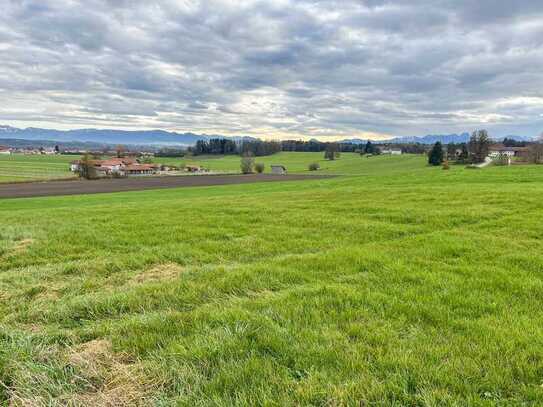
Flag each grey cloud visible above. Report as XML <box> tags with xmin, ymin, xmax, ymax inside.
<box><xmin>0</xmin><ymin>0</ymin><xmax>542</xmax><ymax>139</ymax></box>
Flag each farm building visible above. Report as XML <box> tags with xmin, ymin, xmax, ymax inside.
<box><xmin>70</xmin><ymin>157</ymin><xmax>159</xmax><ymax>177</ymax></box>
<box><xmin>122</xmin><ymin>164</ymin><xmax>159</xmax><ymax>176</ymax></box>
<box><xmin>489</xmin><ymin>145</ymin><xmax>530</xmax><ymax>160</ymax></box>
<box><xmin>381</xmin><ymin>149</ymin><xmax>402</xmax><ymax>155</ymax></box>
<box><xmin>271</xmin><ymin>165</ymin><xmax>287</xmax><ymax>175</ymax></box>
<box><xmin>0</xmin><ymin>146</ymin><xmax>11</xmax><ymax>155</ymax></box>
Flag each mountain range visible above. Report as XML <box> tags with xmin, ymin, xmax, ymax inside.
<box><xmin>0</xmin><ymin>125</ymin><xmax>534</xmax><ymax>146</ymax></box>
<box><xmin>0</xmin><ymin>125</ymin><xmax>228</xmax><ymax>146</ymax></box>
<box><xmin>342</xmin><ymin>133</ymin><xmax>533</xmax><ymax>145</ymax></box>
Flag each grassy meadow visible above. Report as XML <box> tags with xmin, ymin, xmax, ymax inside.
<box><xmin>0</xmin><ymin>151</ymin><xmax>414</xmax><ymax>183</ymax></box>
<box><xmin>0</xmin><ymin>154</ymin><xmax>75</xmax><ymax>183</ymax></box>
<box><xmin>158</xmin><ymin>151</ymin><xmax>430</xmax><ymax>176</ymax></box>
<box><xmin>1</xmin><ymin>153</ymin><xmax>543</xmax><ymax>405</ymax></box>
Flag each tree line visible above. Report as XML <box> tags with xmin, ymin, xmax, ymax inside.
<box><xmin>191</xmin><ymin>139</ymin><xmax>281</xmax><ymax>156</ymax></box>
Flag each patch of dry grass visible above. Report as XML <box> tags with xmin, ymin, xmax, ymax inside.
<box><xmin>130</xmin><ymin>262</ymin><xmax>185</xmax><ymax>285</ymax></box>
<box><xmin>65</xmin><ymin>339</ymin><xmax>155</xmax><ymax>406</ymax></box>
<box><xmin>1</xmin><ymin>337</ymin><xmax>157</xmax><ymax>407</ymax></box>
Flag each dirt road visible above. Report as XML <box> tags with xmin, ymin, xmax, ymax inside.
<box><xmin>0</xmin><ymin>174</ymin><xmax>332</xmax><ymax>199</ymax></box>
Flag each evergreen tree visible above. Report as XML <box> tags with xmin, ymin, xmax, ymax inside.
<box><xmin>428</xmin><ymin>142</ymin><xmax>444</xmax><ymax>166</ymax></box>
<box><xmin>364</xmin><ymin>141</ymin><xmax>374</xmax><ymax>154</ymax></box>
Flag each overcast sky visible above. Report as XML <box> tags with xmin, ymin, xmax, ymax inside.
<box><xmin>1</xmin><ymin>1</ymin><xmax>543</xmax><ymax>140</ymax></box>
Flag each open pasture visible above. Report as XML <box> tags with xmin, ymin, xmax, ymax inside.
<box><xmin>0</xmin><ymin>154</ymin><xmax>74</xmax><ymax>183</ymax></box>
<box><xmin>1</xmin><ymin>154</ymin><xmax>543</xmax><ymax>405</ymax></box>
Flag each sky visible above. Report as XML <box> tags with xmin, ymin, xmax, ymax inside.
<box><xmin>1</xmin><ymin>0</ymin><xmax>543</xmax><ymax>141</ymax></box>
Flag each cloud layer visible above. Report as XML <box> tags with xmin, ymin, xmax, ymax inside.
<box><xmin>1</xmin><ymin>0</ymin><xmax>543</xmax><ymax>139</ymax></box>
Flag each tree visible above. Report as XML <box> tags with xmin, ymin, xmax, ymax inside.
<box><xmin>115</xmin><ymin>145</ymin><xmax>126</xmax><ymax>158</ymax></box>
<box><xmin>324</xmin><ymin>143</ymin><xmax>340</xmax><ymax>160</ymax></box>
<box><xmin>457</xmin><ymin>143</ymin><xmax>469</xmax><ymax>164</ymax></box>
<box><xmin>528</xmin><ymin>142</ymin><xmax>543</xmax><ymax>164</ymax></box>
<box><xmin>240</xmin><ymin>154</ymin><xmax>255</xmax><ymax>174</ymax></box>
<box><xmin>468</xmin><ymin>130</ymin><xmax>491</xmax><ymax>164</ymax></box>
<box><xmin>428</xmin><ymin>142</ymin><xmax>444</xmax><ymax>166</ymax></box>
<box><xmin>446</xmin><ymin>143</ymin><xmax>457</xmax><ymax>161</ymax></box>
<box><xmin>78</xmin><ymin>153</ymin><xmax>97</xmax><ymax>180</ymax></box>
<box><xmin>364</xmin><ymin>141</ymin><xmax>374</xmax><ymax>154</ymax></box>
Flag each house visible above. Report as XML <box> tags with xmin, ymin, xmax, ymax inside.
<box><xmin>271</xmin><ymin>165</ymin><xmax>287</xmax><ymax>175</ymax></box>
<box><xmin>489</xmin><ymin>145</ymin><xmax>530</xmax><ymax>160</ymax></box>
<box><xmin>122</xmin><ymin>164</ymin><xmax>159</xmax><ymax>176</ymax></box>
<box><xmin>70</xmin><ymin>159</ymin><xmax>103</xmax><ymax>172</ymax></box>
<box><xmin>70</xmin><ymin>157</ymin><xmax>159</xmax><ymax>177</ymax></box>
<box><xmin>381</xmin><ymin>149</ymin><xmax>402</xmax><ymax>155</ymax></box>
<box><xmin>0</xmin><ymin>146</ymin><xmax>11</xmax><ymax>155</ymax></box>
<box><xmin>489</xmin><ymin>145</ymin><xmax>528</xmax><ymax>157</ymax></box>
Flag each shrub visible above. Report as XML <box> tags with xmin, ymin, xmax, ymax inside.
<box><xmin>442</xmin><ymin>160</ymin><xmax>450</xmax><ymax>170</ymax></box>
<box><xmin>240</xmin><ymin>155</ymin><xmax>255</xmax><ymax>174</ymax></box>
<box><xmin>255</xmin><ymin>163</ymin><xmax>265</xmax><ymax>173</ymax></box>
<box><xmin>308</xmin><ymin>162</ymin><xmax>320</xmax><ymax>171</ymax></box>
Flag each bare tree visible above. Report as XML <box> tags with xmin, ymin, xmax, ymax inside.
<box><xmin>324</xmin><ymin>143</ymin><xmax>340</xmax><ymax>160</ymax></box>
<box><xmin>240</xmin><ymin>154</ymin><xmax>255</xmax><ymax>174</ymax></box>
<box><xmin>78</xmin><ymin>153</ymin><xmax>97</xmax><ymax>179</ymax></box>
<box><xmin>115</xmin><ymin>145</ymin><xmax>126</xmax><ymax>158</ymax></box>
<box><xmin>528</xmin><ymin>136</ymin><xmax>543</xmax><ymax>164</ymax></box>
<box><xmin>468</xmin><ymin>130</ymin><xmax>491</xmax><ymax>164</ymax></box>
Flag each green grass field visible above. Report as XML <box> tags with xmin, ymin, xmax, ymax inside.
<box><xmin>1</xmin><ymin>153</ymin><xmax>543</xmax><ymax>405</ymax></box>
<box><xmin>0</xmin><ymin>154</ymin><xmax>75</xmax><ymax>183</ymax></box>
<box><xmin>159</xmin><ymin>151</ymin><xmax>428</xmax><ymax>176</ymax></box>
<box><xmin>0</xmin><ymin>151</ymin><xmax>412</xmax><ymax>183</ymax></box>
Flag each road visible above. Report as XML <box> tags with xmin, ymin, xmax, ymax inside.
<box><xmin>0</xmin><ymin>174</ymin><xmax>333</xmax><ymax>199</ymax></box>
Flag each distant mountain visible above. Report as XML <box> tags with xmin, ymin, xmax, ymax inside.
<box><xmin>0</xmin><ymin>137</ymin><xmax>116</xmax><ymax>150</ymax></box>
<box><xmin>1</xmin><ymin>125</ymin><xmax>535</xmax><ymax>146</ymax></box>
<box><xmin>0</xmin><ymin>125</ymin><xmax>244</xmax><ymax>146</ymax></box>
<box><xmin>339</xmin><ymin>133</ymin><xmax>534</xmax><ymax>145</ymax></box>
<box><xmin>338</xmin><ymin>138</ymin><xmax>368</xmax><ymax>144</ymax></box>
<box><xmin>385</xmin><ymin>133</ymin><xmax>473</xmax><ymax>144</ymax></box>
